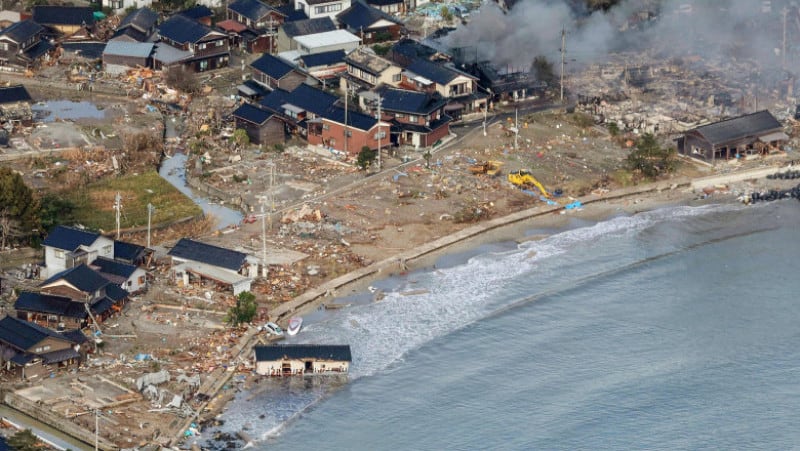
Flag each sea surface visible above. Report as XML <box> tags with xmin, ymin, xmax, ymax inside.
<box><xmin>202</xmin><ymin>200</ymin><xmax>800</xmax><ymax>450</ymax></box>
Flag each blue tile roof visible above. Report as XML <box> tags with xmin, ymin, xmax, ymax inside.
<box><xmin>42</xmin><ymin>225</ymin><xmax>100</xmax><ymax>252</ymax></box>
<box><xmin>250</xmin><ymin>53</ymin><xmax>296</xmax><ymax>80</ymax></box>
<box><xmin>114</xmin><ymin>240</ymin><xmax>146</xmax><ymax>262</ymax></box>
<box><xmin>0</xmin><ymin>20</ymin><xmax>43</xmax><ymax>44</ymax></box>
<box><xmin>233</xmin><ymin>103</ymin><xmax>274</xmax><ymax>124</ymax></box>
<box><xmin>406</xmin><ymin>59</ymin><xmax>469</xmax><ymax>85</ymax></box>
<box><xmin>14</xmin><ymin>292</ymin><xmax>88</xmax><ymax>319</ymax></box>
<box><xmin>377</xmin><ymin>87</ymin><xmax>447</xmax><ymax>115</ymax></box>
<box><xmin>254</xmin><ymin>344</ymin><xmax>352</xmax><ymax>361</ymax></box>
<box><xmin>277</xmin><ymin>4</ymin><xmax>308</xmax><ymax>21</ymax></box>
<box><xmin>228</xmin><ymin>0</ymin><xmax>282</xmax><ymax>22</ymax></box>
<box><xmin>0</xmin><ymin>316</ymin><xmax>71</xmax><ymax>351</ymax></box>
<box><xmin>118</xmin><ymin>7</ymin><xmax>158</xmax><ymax>33</ymax></box>
<box><xmin>337</xmin><ymin>1</ymin><xmax>400</xmax><ymax>31</ymax></box>
<box><xmin>179</xmin><ymin>5</ymin><xmax>214</xmax><ymax>20</ymax></box>
<box><xmin>323</xmin><ymin>106</ymin><xmax>377</xmax><ymax>131</ymax></box>
<box><xmin>106</xmin><ymin>284</ymin><xmax>129</xmax><ymax>302</ymax></box>
<box><xmin>281</xmin><ymin>17</ymin><xmax>336</xmax><ymax>38</ymax></box>
<box><xmin>168</xmin><ymin>238</ymin><xmax>247</xmax><ymax>271</ymax></box>
<box><xmin>91</xmin><ymin>256</ymin><xmax>137</xmax><ymax>279</ymax></box>
<box><xmin>260</xmin><ymin>84</ymin><xmax>340</xmax><ymax>119</ymax></box>
<box><xmin>298</xmin><ymin>49</ymin><xmax>346</xmax><ymax>68</ymax></box>
<box><xmin>59</xmin><ymin>329</ymin><xmax>88</xmax><ymax>344</ymax></box>
<box><xmin>159</xmin><ymin>14</ymin><xmax>219</xmax><ymax>44</ymax></box>
<box><xmin>90</xmin><ymin>297</ymin><xmax>114</xmax><ymax>315</ymax></box>
<box><xmin>0</xmin><ymin>85</ymin><xmax>32</xmax><ymax>105</ymax></box>
<box><xmin>43</xmin><ymin>264</ymin><xmax>110</xmax><ymax>294</ymax></box>
<box><xmin>32</xmin><ymin>6</ymin><xmax>94</xmax><ymax>26</ymax></box>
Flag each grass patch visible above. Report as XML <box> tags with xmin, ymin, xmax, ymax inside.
<box><xmin>68</xmin><ymin>171</ymin><xmax>202</xmax><ymax>231</ymax></box>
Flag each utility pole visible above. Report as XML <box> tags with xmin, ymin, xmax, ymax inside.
<box><xmin>782</xmin><ymin>6</ymin><xmax>789</xmax><ymax>70</ymax></box>
<box><xmin>113</xmin><ymin>192</ymin><xmax>122</xmax><ymax>239</ymax></box>
<box><xmin>344</xmin><ymin>85</ymin><xmax>349</xmax><ymax>157</ymax></box>
<box><xmin>95</xmin><ymin>408</ymin><xmax>99</xmax><ymax>451</ymax></box>
<box><xmin>146</xmin><ymin>203</ymin><xmax>155</xmax><ymax>249</ymax></box>
<box><xmin>257</xmin><ymin>193</ymin><xmax>269</xmax><ymax>278</ymax></box>
<box><xmin>560</xmin><ymin>26</ymin><xmax>566</xmax><ymax>103</ymax></box>
<box><xmin>483</xmin><ymin>106</ymin><xmax>487</xmax><ymax>136</ymax></box>
<box><xmin>514</xmin><ymin>107</ymin><xmax>519</xmax><ymax>151</ymax></box>
<box><xmin>376</xmin><ymin>96</ymin><xmax>382</xmax><ymax>170</ymax></box>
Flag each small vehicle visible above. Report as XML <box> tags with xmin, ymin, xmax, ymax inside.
<box><xmin>286</xmin><ymin>317</ymin><xmax>303</xmax><ymax>336</ymax></box>
<box><xmin>260</xmin><ymin>321</ymin><xmax>283</xmax><ymax>336</ymax></box>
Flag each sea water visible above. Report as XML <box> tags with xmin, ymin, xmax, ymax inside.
<box><xmin>203</xmin><ymin>200</ymin><xmax>800</xmax><ymax>450</ymax></box>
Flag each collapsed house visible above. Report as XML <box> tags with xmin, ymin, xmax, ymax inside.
<box><xmin>0</xmin><ymin>84</ymin><xmax>33</xmax><ymax>132</ymax></box>
<box><xmin>168</xmin><ymin>238</ymin><xmax>260</xmax><ymax>295</ymax></box>
<box><xmin>676</xmin><ymin>110</ymin><xmax>787</xmax><ymax>163</ymax></box>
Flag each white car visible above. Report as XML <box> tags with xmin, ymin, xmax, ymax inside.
<box><xmin>260</xmin><ymin>321</ymin><xmax>284</xmax><ymax>336</ymax></box>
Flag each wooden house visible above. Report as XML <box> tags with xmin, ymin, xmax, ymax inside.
<box><xmin>14</xmin><ymin>291</ymin><xmax>90</xmax><ymax>330</ymax></box>
<box><xmin>232</xmin><ymin>103</ymin><xmax>285</xmax><ymax>145</ymax></box>
<box><xmin>157</xmin><ymin>15</ymin><xmax>230</xmax><ymax>72</ymax></box>
<box><xmin>31</xmin><ymin>6</ymin><xmax>95</xmax><ymax>40</ymax></box>
<box><xmin>258</xmin><ymin>82</ymin><xmax>339</xmax><ymax>137</ymax></box>
<box><xmin>0</xmin><ymin>20</ymin><xmax>53</xmax><ymax>69</ymax></box>
<box><xmin>400</xmin><ymin>59</ymin><xmax>485</xmax><ymax>120</ymax></box>
<box><xmin>41</xmin><ymin>226</ymin><xmax>114</xmax><ymax>279</ymax></box>
<box><xmin>179</xmin><ymin>5</ymin><xmax>215</xmax><ymax>27</ymax></box>
<box><xmin>110</xmin><ymin>7</ymin><xmax>158</xmax><ymax>43</ymax></box>
<box><xmin>296</xmin><ymin>49</ymin><xmax>347</xmax><ymax>80</ymax></box>
<box><xmin>250</xmin><ymin>53</ymin><xmax>310</xmax><ymax>91</ymax></box>
<box><xmin>254</xmin><ymin>344</ymin><xmax>351</xmax><ymax>376</ymax></box>
<box><xmin>226</xmin><ymin>0</ymin><xmax>286</xmax><ymax>53</ymax></box>
<box><xmin>363</xmin><ymin>87</ymin><xmax>451</xmax><ymax>149</ymax></box>
<box><xmin>102</xmin><ymin>41</ymin><xmax>154</xmax><ymax>74</ymax></box>
<box><xmin>336</xmin><ymin>1</ymin><xmax>403</xmax><ymax>44</ymax></box>
<box><xmin>341</xmin><ymin>47</ymin><xmax>401</xmax><ymax>92</ymax></box>
<box><xmin>0</xmin><ymin>316</ymin><xmax>86</xmax><ymax>380</ymax></box>
<box><xmin>365</xmin><ymin>0</ymin><xmax>404</xmax><ymax>14</ymax></box>
<box><xmin>168</xmin><ymin>238</ymin><xmax>258</xmax><ymax>295</ymax></box>
<box><xmin>676</xmin><ymin>110</ymin><xmax>787</xmax><ymax>163</ymax></box>
<box><xmin>38</xmin><ymin>264</ymin><xmax>129</xmax><ymax>323</ymax></box>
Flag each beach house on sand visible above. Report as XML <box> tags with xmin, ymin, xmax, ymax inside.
<box><xmin>254</xmin><ymin>344</ymin><xmax>352</xmax><ymax>376</ymax></box>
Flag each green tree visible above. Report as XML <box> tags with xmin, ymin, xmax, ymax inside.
<box><xmin>39</xmin><ymin>193</ymin><xmax>76</xmax><ymax>233</ymax></box>
<box><xmin>0</xmin><ymin>167</ymin><xmax>39</xmax><ymax>245</ymax></box>
<box><xmin>230</xmin><ymin>128</ymin><xmax>250</xmax><ymax>149</ymax></box>
<box><xmin>7</xmin><ymin>429</ymin><xmax>40</xmax><ymax>451</ymax></box>
<box><xmin>626</xmin><ymin>133</ymin><xmax>677</xmax><ymax>179</ymax></box>
<box><xmin>357</xmin><ymin>146</ymin><xmax>377</xmax><ymax>170</ymax></box>
<box><xmin>227</xmin><ymin>291</ymin><xmax>257</xmax><ymax>326</ymax></box>
<box><xmin>440</xmin><ymin>5</ymin><xmax>453</xmax><ymax>23</ymax></box>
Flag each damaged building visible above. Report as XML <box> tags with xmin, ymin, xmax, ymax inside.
<box><xmin>676</xmin><ymin>110</ymin><xmax>787</xmax><ymax>163</ymax></box>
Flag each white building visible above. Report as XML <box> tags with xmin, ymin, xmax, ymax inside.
<box><xmin>254</xmin><ymin>344</ymin><xmax>352</xmax><ymax>376</ymax></box>
<box><xmin>293</xmin><ymin>29</ymin><xmax>360</xmax><ymax>55</ymax></box>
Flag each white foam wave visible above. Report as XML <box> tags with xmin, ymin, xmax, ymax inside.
<box><xmin>215</xmin><ymin>203</ymin><xmax>738</xmax><ymax>447</ymax></box>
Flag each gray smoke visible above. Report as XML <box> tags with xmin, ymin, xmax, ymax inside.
<box><xmin>444</xmin><ymin>0</ymin><xmax>791</xmax><ymax>74</ymax></box>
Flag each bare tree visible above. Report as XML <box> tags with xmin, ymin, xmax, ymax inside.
<box><xmin>0</xmin><ymin>209</ymin><xmax>23</xmax><ymax>250</ymax></box>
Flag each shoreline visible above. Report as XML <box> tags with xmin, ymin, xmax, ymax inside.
<box><xmin>269</xmin><ymin>176</ymin><xmax>703</xmax><ymax>323</ymax></box>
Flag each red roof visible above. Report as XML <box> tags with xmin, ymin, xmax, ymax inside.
<box><xmin>217</xmin><ymin>19</ymin><xmax>247</xmax><ymax>33</ymax></box>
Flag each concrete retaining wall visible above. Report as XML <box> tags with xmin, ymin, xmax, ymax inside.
<box><xmin>4</xmin><ymin>392</ymin><xmax>117</xmax><ymax>450</ymax></box>
<box><xmin>185</xmin><ymin>175</ymin><xmax>247</xmax><ymax>212</ymax></box>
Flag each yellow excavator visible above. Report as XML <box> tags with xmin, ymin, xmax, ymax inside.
<box><xmin>508</xmin><ymin>170</ymin><xmax>550</xmax><ymax>198</ymax></box>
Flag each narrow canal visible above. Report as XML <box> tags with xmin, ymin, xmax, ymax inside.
<box><xmin>0</xmin><ymin>405</ymin><xmax>94</xmax><ymax>450</ymax></box>
<box><xmin>158</xmin><ymin>153</ymin><xmax>243</xmax><ymax>230</ymax></box>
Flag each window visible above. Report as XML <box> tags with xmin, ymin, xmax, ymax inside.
<box><xmin>54</xmin><ymin>249</ymin><xmax>64</xmax><ymax>259</ymax></box>
<box><xmin>374</xmin><ymin>130</ymin><xmax>386</xmax><ymax>140</ymax></box>
<box><xmin>408</xmin><ymin>115</ymin><xmax>417</xmax><ymax>123</ymax></box>
<box><xmin>396</xmin><ymin>113</ymin><xmax>404</xmax><ymax>119</ymax></box>
<box><xmin>392</xmin><ymin>73</ymin><xmax>401</xmax><ymax>82</ymax></box>
<box><xmin>0</xmin><ymin>43</ymin><xmax>8</xmax><ymax>51</ymax></box>
<box><xmin>344</xmin><ymin>130</ymin><xmax>352</xmax><ymax>137</ymax></box>
<box><xmin>200</xmin><ymin>60</ymin><xmax>209</xmax><ymax>71</ymax></box>
<box><xmin>103</xmin><ymin>245</ymin><xmax>112</xmax><ymax>254</ymax></box>
<box><xmin>35</xmin><ymin>347</ymin><xmax>42</xmax><ymax>353</ymax></box>
<box><xmin>314</xmin><ymin>3</ymin><xmax>342</xmax><ymax>14</ymax></box>
<box><xmin>323</xmin><ymin>123</ymin><xmax>330</xmax><ymax>130</ymax></box>
<box><xmin>43</xmin><ymin>346</ymin><xmax>50</xmax><ymax>351</ymax></box>
<box><xmin>198</xmin><ymin>43</ymin><xmax>207</xmax><ymax>50</ymax></box>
